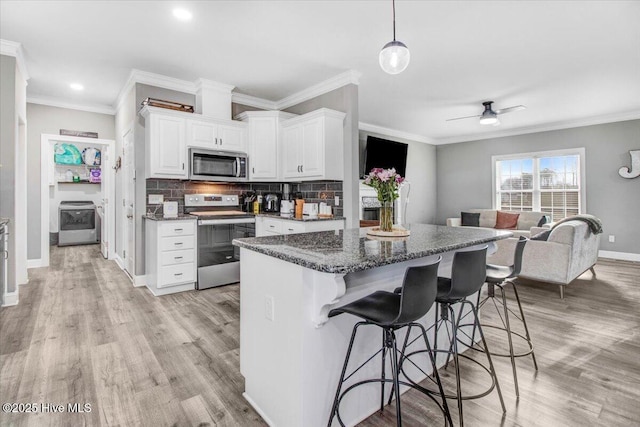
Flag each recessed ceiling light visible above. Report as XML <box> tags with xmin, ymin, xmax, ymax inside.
<box><xmin>70</xmin><ymin>83</ymin><xmax>84</xmax><ymax>91</ymax></box>
<box><xmin>173</xmin><ymin>8</ymin><xmax>192</xmax><ymax>21</ymax></box>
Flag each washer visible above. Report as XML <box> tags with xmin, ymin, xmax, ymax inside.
<box><xmin>58</xmin><ymin>201</ymin><xmax>98</xmax><ymax>246</ymax></box>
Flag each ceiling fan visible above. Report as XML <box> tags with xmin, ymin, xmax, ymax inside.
<box><xmin>447</xmin><ymin>101</ymin><xmax>526</xmax><ymax>126</ymax></box>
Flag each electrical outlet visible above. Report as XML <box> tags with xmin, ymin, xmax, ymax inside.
<box><xmin>265</xmin><ymin>295</ymin><xmax>274</xmax><ymax>321</ymax></box>
<box><xmin>148</xmin><ymin>194</ymin><xmax>164</xmax><ymax>204</ymax></box>
<box><xmin>335</xmin><ymin>196</ymin><xmax>340</xmax><ymax>206</ymax></box>
<box><xmin>608</xmin><ymin>235</ymin><xmax>615</xmax><ymax>243</ymax></box>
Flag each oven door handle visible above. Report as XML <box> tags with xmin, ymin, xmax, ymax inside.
<box><xmin>235</xmin><ymin>158</ymin><xmax>241</xmax><ymax>178</ymax></box>
<box><xmin>198</xmin><ymin>218</ymin><xmax>256</xmax><ymax>226</ymax></box>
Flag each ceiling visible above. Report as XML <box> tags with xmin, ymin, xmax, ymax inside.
<box><xmin>2</xmin><ymin>1</ymin><xmax>639</xmax><ymax>144</ymax></box>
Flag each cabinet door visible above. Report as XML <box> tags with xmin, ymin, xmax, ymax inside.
<box><xmin>218</xmin><ymin>124</ymin><xmax>246</xmax><ymax>152</ymax></box>
<box><xmin>300</xmin><ymin>118</ymin><xmax>324</xmax><ymax>178</ymax></box>
<box><xmin>249</xmin><ymin>117</ymin><xmax>278</xmax><ymax>180</ymax></box>
<box><xmin>187</xmin><ymin>120</ymin><xmax>216</xmax><ymax>149</ymax></box>
<box><xmin>152</xmin><ymin>115</ymin><xmax>187</xmax><ymax>177</ymax></box>
<box><xmin>281</xmin><ymin>125</ymin><xmax>303</xmax><ymax>179</ymax></box>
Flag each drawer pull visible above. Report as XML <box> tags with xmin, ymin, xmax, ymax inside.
<box><xmin>269</xmin><ymin>225</ymin><xmax>275</xmax><ymax>228</ymax></box>
<box><xmin>174</xmin><ymin>256</ymin><xmax>183</xmax><ymax>260</ymax></box>
<box><xmin>174</xmin><ymin>242</ymin><xmax>183</xmax><ymax>246</ymax></box>
<box><xmin>174</xmin><ymin>228</ymin><xmax>183</xmax><ymax>232</ymax></box>
<box><xmin>174</xmin><ymin>273</ymin><xmax>183</xmax><ymax>276</ymax></box>
<box><xmin>288</xmin><ymin>228</ymin><xmax>294</xmax><ymax>231</ymax></box>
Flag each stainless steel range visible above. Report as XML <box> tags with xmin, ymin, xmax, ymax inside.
<box><xmin>185</xmin><ymin>194</ymin><xmax>255</xmax><ymax>290</ymax></box>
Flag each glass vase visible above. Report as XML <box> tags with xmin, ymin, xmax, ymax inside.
<box><xmin>379</xmin><ymin>201</ymin><xmax>394</xmax><ymax>232</ymax></box>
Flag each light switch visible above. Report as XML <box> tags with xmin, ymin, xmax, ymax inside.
<box><xmin>148</xmin><ymin>194</ymin><xmax>164</xmax><ymax>204</ymax></box>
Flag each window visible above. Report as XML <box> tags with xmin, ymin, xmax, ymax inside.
<box><xmin>493</xmin><ymin>149</ymin><xmax>585</xmax><ymax>221</ymax></box>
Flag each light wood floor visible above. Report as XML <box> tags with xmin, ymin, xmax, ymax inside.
<box><xmin>1</xmin><ymin>246</ymin><xmax>639</xmax><ymax>426</ymax></box>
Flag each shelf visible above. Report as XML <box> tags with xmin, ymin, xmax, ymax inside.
<box><xmin>57</xmin><ymin>181</ymin><xmax>101</xmax><ymax>185</ymax></box>
<box><xmin>55</xmin><ymin>164</ymin><xmax>101</xmax><ymax>168</ymax></box>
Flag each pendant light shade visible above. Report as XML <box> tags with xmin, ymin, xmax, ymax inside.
<box><xmin>379</xmin><ymin>41</ymin><xmax>410</xmax><ymax>75</ymax></box>
<box><xmin>380</xmin><ymin>0</ymin><xmax>410</xmax><ymax>75</ymax></box>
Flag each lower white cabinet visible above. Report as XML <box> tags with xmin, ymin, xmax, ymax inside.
<box><xmin>255</xmin><ymin>216</ymin><xmax>344</xmax><ymax>237</ymax></box>
<box><xmin>145</xmin><ymin>219</ymin><xmax>197</xmax><ymax>296</ymax></box>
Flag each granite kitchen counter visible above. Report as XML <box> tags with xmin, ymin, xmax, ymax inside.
<box><xmin>143</xmin><ymin>214</ymin><xmax>197</xmax><ymax>221</ymax></box>
<box><xmin>233</xmin><ymin>223</ymin><xmax>512</xmax><ymax>274</ymax></box>
<box><xmin>255</xmin><ymin>213</ymin><xmax>345</xmax><ymax>222</ymax></box>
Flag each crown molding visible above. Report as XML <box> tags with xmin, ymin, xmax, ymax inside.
<box><xmin>114</xmin><ymin>68</ymin><xmax>198</xmax><ymax>112</ymax></box>
<box><xmin>195</xmin><ymin>78</ymin><xmax>234</xmax><ymax>93</ymax></box>
<box><xmin>0</xmin><ymin>39</ymin><xmax>30</xmax><ymax>81</ymax></box>
<box><xmin>435</xmin><ymin>109</ymin><xmax>640</xmax><ymax>145</ymax></box>
<box><xmin>275</xmin><ymin>69</ymin><xmax>362</xmax><ymax>110</ymax></box>
<box><xmin>231</xmin><ymin>92</ymin><xmax>278</xmax><ymax>110</ymax></box>
<box><xmin>359</xmin><ymin>122</ymin><xmax>434</xmax><ymax>145</ymax></box>
<box><xmin>28</xmin><ymin>96</ymin><xmax>115</xmax><ymax>115</ymax></box>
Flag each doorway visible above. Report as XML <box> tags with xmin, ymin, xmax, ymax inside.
<box><xmin>122</xmin><ymin>128</ymin><xmax>135</xmax><ymax>276</ymax></box>
<box><xmin>40</xmin><ymin>134</ymin><xmax>116</xmax><ymax>267</ymax></box>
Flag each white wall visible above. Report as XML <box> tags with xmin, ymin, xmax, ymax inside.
<box><xmin>26</xmin><ymin>103</ymin><xmax>115</xmax><ymax>260</ymax></box>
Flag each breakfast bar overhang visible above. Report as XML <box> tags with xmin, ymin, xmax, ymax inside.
<box><xmin>233</xmin><ymin>224</ymin><xmax>511</xmax><ymax>427</ymax></box>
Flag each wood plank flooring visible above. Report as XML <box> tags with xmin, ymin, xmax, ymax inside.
<box><xmin>1</xmin><ymin>245</ymin><xmax>639</xmax><ymax>426</ymax></box>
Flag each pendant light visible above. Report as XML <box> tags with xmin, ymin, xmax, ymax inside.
<box><xmin>379</xmin><ymin>0</ymin><xmax>410</xmax><ymax>74</ymax></box>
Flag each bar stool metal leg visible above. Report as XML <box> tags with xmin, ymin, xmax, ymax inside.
<box><xmin>498</xmin><ymin>283</ymin><xmax>519</xmax><ymax>397</ymax></box>
<box><xmin>449</xmin><ymin>305</ymin><xmax>465</xmax><ymax>426</ymax></box>
<box><xmin>510</xmin><ymin>280</ymin><xmax>538</xmax><ymax>370</ymax></box>
<box><xmin>328</xmin><ymin>322</ymin><xmax>364</xmax><ymax>427</ymax></box>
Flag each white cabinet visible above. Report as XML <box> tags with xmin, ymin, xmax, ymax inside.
<box><xmin>186</xmin><ymin>119</ymin><xmax>246</xmax><ymax>152</ymax></box>
<box><xmin>280</xmin><ymin>108</ymin><xmax>346</xmax><ymax>181</ymax></box>
<box><xmin>141</xmin><ymin>106</ymin><xmax>248</xmax><ymax>179</ymax></box>
<box><xmin>255</xmin><ymin>216</ymin><xmax>344</xmax><ymax>237</ymax></box>
<box><xmin>143</xmin><ymin>112</ymin><xmax>187</xmax><ymax>179</ymax></box>
<box><xmin>236</xmin><ymin>111</ymin><xmax>297</xmax><ymax>181</ymax></box>
<box><xmin>145</xmin><ymin>219</ymin><xmax>197</xmax><ymax>296</ymax></box>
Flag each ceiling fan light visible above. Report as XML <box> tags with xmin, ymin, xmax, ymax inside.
<box><xmin>479</xmin><ymin>114</ymin><xmax>499</xmax><ymax>125</ymax></box>
<box><xmin>379</xmin><ymin>40</ymin><xmax>410</xmax><ymax>74</ymax></box>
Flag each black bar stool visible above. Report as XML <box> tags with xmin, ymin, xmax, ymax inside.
<box><xmin>327</xmin><ymin>257</ymin><xmax>452</xmax><ymax>427</ymax></box>
<box><xmin>474</xmin><ymin>236</ymin><xmax>538</xmax><ymax>398</ymax></box>
<box><xmin>399</xmin><ymin>246</ymin><xmax>506</xmax><ymax>427</ymax></box>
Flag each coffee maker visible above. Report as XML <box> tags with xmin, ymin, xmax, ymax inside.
<box><xmin>263</xmin><ymin>193</ymin><xmax>281</xmax><ymax>213</ymax></box>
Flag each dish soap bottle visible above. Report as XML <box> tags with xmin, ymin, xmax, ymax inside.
<box><xmin>253</xmin><ymin>195</ymin><xmax>262</xmax><ymax>214</ymax></box>
<box><xmin>65</xmin><ymin>169</ymin><xmax>73</xmax><ymax>182</ymax></box>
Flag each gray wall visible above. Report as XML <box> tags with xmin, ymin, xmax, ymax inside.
<box><xmin>284</xmin><ymin>84</ymin><xmax>359</xmax><ymax>228</ymax></box>
<box><xmin>25</xmin><ymin>103</ymin><xmax>115</xmax><ymax>260</ymax></box>
<box><xmin>436</xmin><ymin>119</ymin><xmax>640</xmax><ymax>254</ymax></box>
<box><xmin>0</xmin><ymin>55</ymin><xmax>16</xmax><ymax>296</ymax></box>
<box><xmin>359</xmin><ymin>131</ymin><xmax>438</xmax><ymax>224</ymax></box>
<box><xmin>135</xmin><ymin>84</ymin><xmax>196</xmax><ymax>275</ymax></box>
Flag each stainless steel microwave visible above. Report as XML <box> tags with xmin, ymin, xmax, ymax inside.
<box><xmin>189</xmin><ymin>148</ymin><xmax>248</xmax><ymax>182</ymax></box>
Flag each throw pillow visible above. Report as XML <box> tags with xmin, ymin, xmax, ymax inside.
<box><xmin>461</xmin><ymin>212</ymin><xmax>480</xmax><ymax>227</ymax></box>
<box><xmin>537</xmin><ymin>215</ymin><xmax>550</xmax><ymax>227</ymax></box>
<box><xmin>495</xmin><ymin>211</ymin><xmax>520</xmax><ymax>229</ymax></box>
<box><xmin>531</xmin><ymin>229</ymin><xmax>552</xmax><ymax>241</ymax></box>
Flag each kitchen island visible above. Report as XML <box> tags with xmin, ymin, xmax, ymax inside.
<box><xmin>233</xmin><ymin>224</ymin><xmax>511</xmax><ymax>427</ymax></box>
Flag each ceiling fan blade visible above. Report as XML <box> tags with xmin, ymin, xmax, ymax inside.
<box><xmin>446</xmin><ymin>114</ymin><xmax>481</xmax><ymax>122</ymax></box>
<box><xmin>495</xmin><ymin>105</ymin><xmax>526</xmax><ymax>115</ymax></box>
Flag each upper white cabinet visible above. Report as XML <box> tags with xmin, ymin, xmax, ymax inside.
<box><xmin>236</xmin><ymin>111</ymin><xmax>297</xmax><ymax>181</ymax></box>
<box><xmin>186</xmin><ymin>119</ymin><xmax>246</xmax><ymax>152</ymax></box>
<box><xmin>143</xmin><ymin>110</ymin><xmax>187</xmax><ymax>179</ymax></box>
<box><xmin>280</xmin><ymin>108</ymin><xmax>346</xmax><ymax>181</ymax></box>
<box><xmin>141</xmin><ymin>106</ymin><xmax>247</xmax><ymax>179</ymax></box>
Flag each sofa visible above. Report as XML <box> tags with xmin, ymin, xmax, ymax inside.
<box><xmin>447</xmin><ymin>210</ymin><xmax>600</xmax><ymax>298</ymax></box>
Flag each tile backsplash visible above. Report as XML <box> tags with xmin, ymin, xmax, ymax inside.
<box><xmin>146</xmin><ymin>179</ymin><xmax>343</xmax><ymax>217</ymax></box>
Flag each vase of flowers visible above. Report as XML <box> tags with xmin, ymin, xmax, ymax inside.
<box><xmin>363</xmin><ymin>168</ymin><xmax>405</xmax><ymax>232</ymax></box>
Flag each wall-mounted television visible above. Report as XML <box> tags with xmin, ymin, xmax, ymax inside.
<box><xmin>364</xmin><ymin>136</ymin><xmax>408</xmax><ymax>177</ymax></box>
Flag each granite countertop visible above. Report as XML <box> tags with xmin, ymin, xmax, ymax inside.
<box><xmin>233</xmin><ymin>224</ymin><xmax>512</xmax><ymax>274</ymax></box>
<box><xmin>143</xmin><ymin>214</ymin><xmax>197</xmax><ymax>221</ymax></box>
<box><xmin>256</xmin><ymin>213</ymin><xmax>345</xmax><ymax>222</ymax></box>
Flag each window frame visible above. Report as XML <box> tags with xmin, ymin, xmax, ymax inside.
<box><xmin>491</xmin><ymin>147</ymin><xmax>587</xmax><ymax>217</ymax></box>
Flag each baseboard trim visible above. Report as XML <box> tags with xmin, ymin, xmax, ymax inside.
<box><xmin>598</xmin><ymin>250</ymin><xmax>640</xmax><ymax>262</ymax></box>
<box><xmin>242</xmin><ymin>393</ymin><xmax>275</xmax><ymax>427</ymax></box>
<box><xmin>133</xmin><ymin>275</ymin><xmax>146</xmax><ymax>287</ymax></box>
<box><xmin>27</xmin><ymin>258</ymin><xmax>45</xmax><ymax>269</ymax></box>
<box><xmin>2</xmin><ymin>292</ymin><xmax>19</xmax><ymax>307</ymax></box>
<box><xmin>113</xmin><ymin>254</ymin><xmax>125</xmax><ymax>270</ymax></box>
